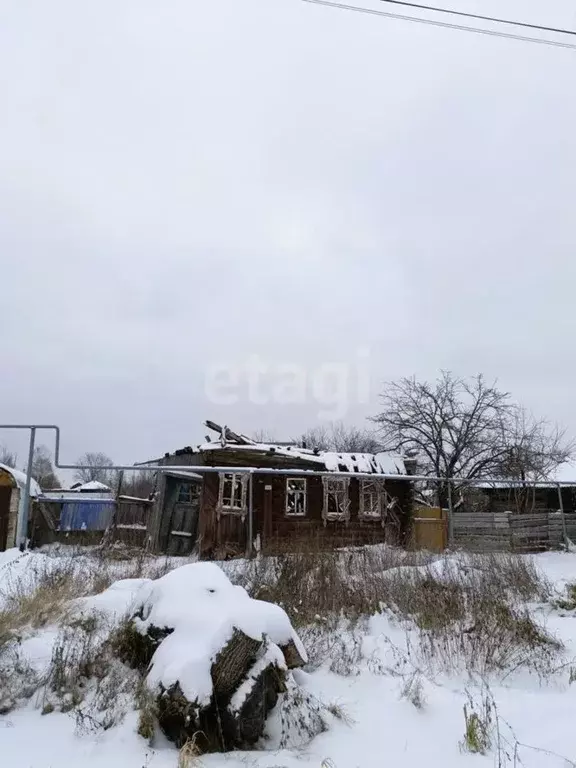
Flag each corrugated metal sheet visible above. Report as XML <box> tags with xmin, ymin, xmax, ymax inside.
<box><xmin>59</xmin><ymin>500</ymin><xmax>115</xmax><ymax>532</ymax></box>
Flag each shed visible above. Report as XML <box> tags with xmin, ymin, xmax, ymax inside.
<box><xmin>31</xmin><ymin>484</ymin><xmax>116</xmax><ymax>546</ymax></box>
<box><xmin>0</xmin><ymin>464</ymin><xmax>41</xmax><ymax>551</ymax></box>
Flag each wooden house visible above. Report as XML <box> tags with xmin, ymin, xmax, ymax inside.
<box><xmin>148</xmin><ymin>422</ymin><xmax>414</xmax><ymax>559</ymax></box>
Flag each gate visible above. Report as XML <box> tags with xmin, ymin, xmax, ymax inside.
<box><xmin>412</xmin><ymin>506</ymin><xmax>447</xmax><ymax>552</ymax></box>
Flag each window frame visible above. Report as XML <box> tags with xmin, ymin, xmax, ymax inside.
<box><xmin>285</xmin><ymin>477</ymin><xmax>307</xmax><ymax>517</ymax></box>
<box><xmin>177</xmin><ymin>483</ymin><xmax>193</xmax><ymax>504</ymax></box>
<box><xmin>322</xmin><ymin>476</ymin><xmax>350</xmax><ymax>523</ymax></box>
<box><xmin>359</xmin><ymin>479</ymin><xmax>384</xmax><ymax>521</ymax></box>
<box><xmin>218</xmin><ymin>472</ymin><xmax>248</xmax><ymax>516</ymax></box>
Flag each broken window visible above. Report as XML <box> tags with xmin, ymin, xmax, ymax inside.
<box><xmin>219</xmin><ymin>472</ymin><xmax>247</xmax><ymax>514</ymax></box>
<box><xmin>359</xmin><ymin>479</ymin><xmax>384</xmax><ymax>520</ymax></box>
<box><xmin>177</xmin><ymin>484</ymin><xmax>193</xmax><ymax>504</ymax></box>
<box><xmin>285</xmin><ymin>478</ymin><xmax>307</xmax><ymax>516</ymax></box>
<box><xmin>322</xmin><ymin>477</ymin><xmax>350</xmax><ymax>523</ymax></box>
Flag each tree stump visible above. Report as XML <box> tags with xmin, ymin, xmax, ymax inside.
<box><xmin>113</xmin><ymin>562</ymin><xmax>308</xmax><ymax>753</ymax></box>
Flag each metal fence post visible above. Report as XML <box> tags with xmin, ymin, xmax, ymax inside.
<box><xmin>246</xmin><ymin>471</ymin><xmax>254</xmax><ymax>558</ymax></box>
<box><xmin>447</xmin><ymin>480</ymin><xmax>454</xmax><ymax>548</ymax></box>
<box><xmin>557</xmin><ymin>483</ymin><xmax>569</xmax><ymax>548</ymax></box>
<box><xmin>17</xmin><ymin>426</ymin><xmax>36</xmax><ymax>550</ymax></box>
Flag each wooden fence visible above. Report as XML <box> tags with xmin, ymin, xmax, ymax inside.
<box><xmin>452</xmin><ymin>511</ymin><xmax>576</xmax><ymax>552</ymax></box>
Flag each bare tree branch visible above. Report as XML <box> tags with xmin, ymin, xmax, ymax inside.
<box><xmin>372</xmin><ymin>371</ymin><xmax>574</xmax><ymax>505</ymax></box>
<box><xmin>297</xmin><ymin>422</ymin><xmax>382</xmax><ymax>453</ymax></box>
<box><xmin>74</xmin><ymin>452</ymin><xmax>114</xmax><ymax>485</ymax></box>
<box><xmin>0</xmin><ymin>444</ymin><xmax>17</xmax><ymax>469</ymax></box>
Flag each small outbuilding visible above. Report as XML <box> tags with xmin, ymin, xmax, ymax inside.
<box><xmin>0</xmin><ymin>463</ymin><xmax>41</xmax><ymax>551</ymax></box>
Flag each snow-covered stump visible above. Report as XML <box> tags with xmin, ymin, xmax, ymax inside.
<box><xmin>118</xmin><ymin>562</ymin><xmax>307</xmax><ymax>753</ymax></box>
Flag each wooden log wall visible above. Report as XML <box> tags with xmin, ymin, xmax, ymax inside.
<box><xmin>198</xmin><ymin>471</ymin><xmax>413</xmax><ymax>559</ymax></box>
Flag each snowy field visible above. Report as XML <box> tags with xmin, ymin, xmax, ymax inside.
<box><xmin>1</xmin><ymin>545</ymin><xmax>576</xmax><ymax>768</ymax></box>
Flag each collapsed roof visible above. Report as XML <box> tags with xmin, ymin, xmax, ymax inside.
<box><xmin>197</xmin><ymin>421</ymin><xmax>408</xmax><ymax>475</ymax></box>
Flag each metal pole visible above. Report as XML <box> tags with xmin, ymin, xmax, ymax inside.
<box><xmin>246</xmin><ymin>471</ymin><xmax>254</xmax><ymax>558</ymax></box>
<box><xmin>3</xmin><ymin>424</ymin><xmax>576</xmax><ymax>487</ymax></box>
<box><xmin>447</xmin><ymin>480</ymin><xmax>454</xmax><ymax>549</ymax></box>
<box><xmin>17</xmin><ymin>427</ymin><xmax>36</xmax><ymax>550</ymax></box>
<box><xmin>557</xmin><ymin>483</ymin><xmax>569</xmax><ymax>547</ymax></box>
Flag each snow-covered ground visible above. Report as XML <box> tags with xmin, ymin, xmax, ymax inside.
<box><xmin>1</xmin><ymin>546</ymin><xmax>576</xmax><ymax>768</ymax></box>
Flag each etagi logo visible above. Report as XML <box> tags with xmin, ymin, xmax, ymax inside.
<box><xmin>204</xmin><ymin>348</ymin><xmax>371</xmax><ymax>420</ymax></box>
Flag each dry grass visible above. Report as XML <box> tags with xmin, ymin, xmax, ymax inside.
<box><xmin>555</xmin><ymin>583</ymin><xmax>576</xmax><ymax>611</ymax></box>
<box><xmin>400</xmin><ymin>672</ymin><xmax>426</xmax><ymax>710</ymax></box>
<box><xmin>233</xmin><ymin>545</ymin><xmax>431</xmax><ymax>626</ymax></box>
<box><xmin>0</xmin><ymin>559</ymin><xmax>82</xmax><ymax>637</ymax></box>
<box><xmin>178</xmin><ymin>734</ymin><xmax>204</xmax><ymax>768</ymax></box>
<box><xmin>0</xmin><ymin>542</ymin><xmax>563</xmax><ymax>745</ymax></box>
<box><xmin>228</xmin><ymin>543</ymin><xmax>560</xmax><ymax>678</ymax></box>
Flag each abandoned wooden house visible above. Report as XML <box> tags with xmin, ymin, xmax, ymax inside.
<box><xmin>148</xmin><ymin>422</ymin><xmax>414</xmax><ymax>559</ymax></box>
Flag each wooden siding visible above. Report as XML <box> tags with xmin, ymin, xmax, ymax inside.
<box><xmin>198</xmin><ymin>470</ymin><xmax>412</xmax><ymax>559</ymax></box>
<box><xmin>199</xmin><ymin>473</ymin><xmax>247</xmax><ymax>558</ymax></box>
<box><xmin>453</xmin><ymin>511</ymin><xmax>576</xmax><ymax>552</ymax></box>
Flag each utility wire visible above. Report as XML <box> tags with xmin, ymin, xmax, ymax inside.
<box><xmin>302</xmin><ymin>0</ymin><xmax>576</xmax><ymax>50</ymax></box>
<box><xmin>376</xmin><ymin>0</ymin><xmax>576</xmax><ymax>38</ymax></box>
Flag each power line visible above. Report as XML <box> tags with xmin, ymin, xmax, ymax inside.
<box><xmin>302</xmin><ymin>0</ymin><xmax>576</xmax><ymax>50</ymax></box>
<box><xmin>376</xmin><ymin>0</ymin><xmax>576</xmax><ymax>38</ymax></box>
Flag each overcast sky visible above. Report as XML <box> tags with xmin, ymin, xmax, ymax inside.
<box><xmin>1</xmin><ymin>0</ymin><xmax>575</xmax><ymax>469</ymax></box>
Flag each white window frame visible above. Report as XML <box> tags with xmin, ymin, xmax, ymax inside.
<box><xmin>218</xmin><ymin>472</ymin><xmax>248</xmax><ymax>516</ymax></box>
<box><xmin>285</xmin><ymin>478</ymin><xmax>307</xmax><ymax>517</ymax></box>
<box><xmin>322</xmin><ymin>477</ymin><xmax>350</xmax><ymax>523</ymax></box>
<box><xmin>359</xmin><ymin>479</ymin><xmax>384</xmax><ymax>520</ymax></box>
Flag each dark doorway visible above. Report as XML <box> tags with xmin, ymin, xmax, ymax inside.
<box><xmin>0</xmin><ymin>486</ymin><xmax>12</xmax><ymax>551</ymax></box>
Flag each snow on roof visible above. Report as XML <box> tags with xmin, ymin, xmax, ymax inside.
<box><xmin>0</xmin><ymin>463</ymin><xmax>41</xmax><ymax>497</ymax></box>
<box><xmin>77</xmin><ymin>480</ymin><xmax>111</xmax><ymax>491</ymax></box>
<box><xmin>197</xmin><ymin>441</ymin><xmax>407</xmax><ymax>475</ymax></box>
<box><xmin>133</xmin><ymin>562</ymin><xmax>306</xmax><ymax>705</ymax></box>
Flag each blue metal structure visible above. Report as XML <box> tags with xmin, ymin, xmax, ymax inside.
<box><xmin>59</xmin><ymin>500</ymin><xmax>115</xmax><ymax>532</ymax></box>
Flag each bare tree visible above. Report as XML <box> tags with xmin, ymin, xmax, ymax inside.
<box><xmin>298</xmin><ymin>421</ymin><xmax>382</xmax><ymax>453</ymax></box>
<box><xmin>32</xmin><ymin>445</ymin><xmax>60</xmax><ymax>490</ymax></box>
<box><xmin>495</xmin><ymin>408</ymin><xmax>574</xmax><ymax>513</ymax></box>
<box><xmin>74</xmin><ymin>452</ymin><xmax>114</xmax><ymax>485</ymax></box>
<box><xmin>0</xmin><ymin>444</ymin><xmax>17</xmax><ymax>468</ymax></box>
<box><xmin>121</xmin><ymin>469</ymin><xmax>157</xmax><ymax>499</ymax></box>
<box><xmin>372</xmin><ymin>372</ymin><xmax>573</xmax><ymax>504</ymax></box>
<box><xmin>251</xmin><ymin>429</ymin><xmax>277</xmax><ymax>443</ymax></box>
<box><xmin>498</xmin><ymin>408</ymin><xmax>573</xmax><ymax>481</ymax></box>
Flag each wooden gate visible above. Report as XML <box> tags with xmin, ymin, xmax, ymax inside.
<box><xmin>412</xmin><ymin>507</ymin><xmax>447</xmax><ymax>552</ymax></box>
<box><xmin>0</xmin><ymin>486</ymin><xmax>11</xmax><ymax>551</ymax></box>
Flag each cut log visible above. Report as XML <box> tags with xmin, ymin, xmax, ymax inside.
<box><xmin>211</xmin><ymin>629</ymin><xmax>263</xmax><ymax>698</ymax></box>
